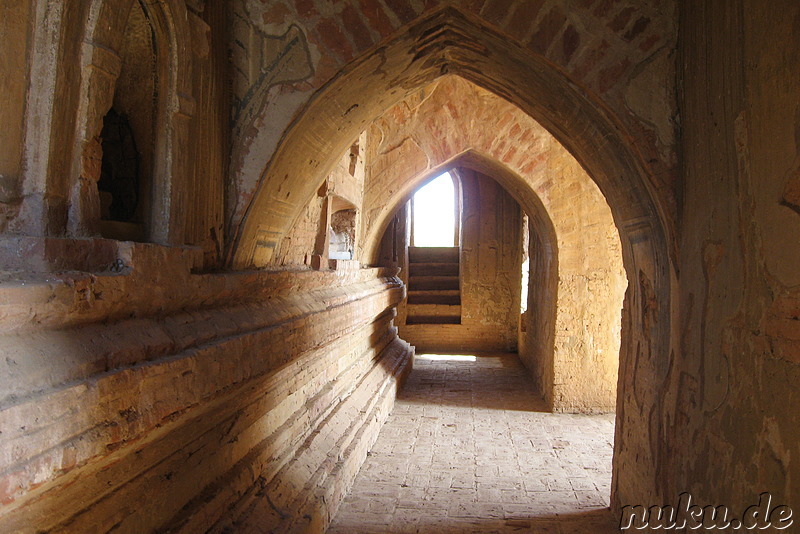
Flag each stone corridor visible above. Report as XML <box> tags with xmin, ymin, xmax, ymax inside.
<box><xmin>328</xmin><ymin>353</ymin><xmax>618</xmax><ymax>533</ymax></box>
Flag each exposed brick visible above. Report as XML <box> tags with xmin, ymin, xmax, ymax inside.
<box><xmin>596</xmin><ymin>58</ymin><xmax>631</xmax><ymax>93</ymax></box>
<box><xmin>316</xmin><ymin>17</ymin><xmax>354</xmax><ymax>62</ymax></box>
<box><xmin>639</xmin><ymin>33</ymin><xmax>660</xmax><ymax>52</ymax></box>
<box><xmin>463</xmin><ymin>0</ymin><xmax>486</xmax><ymax>12</ymax></box>
<box><xmin>624</xmin><ymin>15</ymin><xmax>651</xmax><ymax>41</ymax></box>
<box><xmin>497</xmin><ymin>112</ymin><xmax>514</xmax><ymax>129</ymax></box>
<box><xmin>480</xmin><ymin>0</ymin><xmax>511</xmax><ymax>27</ymax></box>
<box><xmin>358</xmin><ymin>0</ymin><xmax>396</xmax><ymax>37</ymax></box>
<box><xmin>773</xmin><ymin>293</ymin><xmax>800</xmax><ymax>319</ymax></box>
<box><xmin>527</xmin><ymin>7</ymin><xmax>567</xmax><ymax>56</ymax></box>
<box><xmin>592</xmin><ymin>0</ymin><xmax>620</xmax><ymax>18</ymax></box>
<box><xmin>521</xmin><ymin>156</ymin><xmax>542</xmax><ymax>175</ymax></box>
<box><xmin>294</xmin><ymin>0</ymin><xmax>318</xmax><ymax>18</ymax></box>
<box><xmin>263</xmin><ymin>3</ymin><xmax>292</xmax><ymax>26</ymax></box>
<box><xmin>608</xmin><ymin>6</ymin><xmax>634</xmax><ymax>33</ymax></box>
<box><xmin>341</xmin><ymin>4</ymin><xmax>375</xmax><ymax>52</ymax></box>
<box><xmin>775</xmin><ymin>339</ymin><xmax>800</xmax><ymax>364</ymax></box>
<box><xmin>330</xmin><ymin>354</ymin><xmax>617</xmax><ymax>532</ymax></box>
<box><xmin>11</xmin><ymin>6</ymin><xmax>800</xmax><ymax>534</ymax></box>
<box><xmin>769</xmin><ymin>318</ymin><xmax>800</xmax><ymax>341</ymax></box>
<box><xmin>572</xmin><ymin>38</ymin><xmax>610</xmax><ymax>80</ymax></box>
<box><xmin>362</xmin><ymin>77</ymin><xmax>624</xmax><ymax>414</ymax></box>
<box><xmin>562</xmin><ymin>24</ymin><xmax>580</xmax><ymax>63</ymax></box>
<box><xmin>506</xmin><ymin>0</ymin><xmax>545</xmax><ymax>39</ymax></box>
<box><xmin>0</xmin><ymin>257</ymin><xmax>411</xmax><ymax>532</ymax></box>
<box><xmin>382</xmin><ymin>0</ymin><xmax>418</xmax><ymax>25</ymax></box>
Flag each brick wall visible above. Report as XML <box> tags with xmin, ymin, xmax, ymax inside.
<box><xmin>0</xmin><ymin>245</ymin><xmax>412</xmax><ymax>532</ymax></box>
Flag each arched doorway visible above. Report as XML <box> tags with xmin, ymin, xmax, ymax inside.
<box><xmin>228</xmin><ymin>6</ymin><xmax>674</xmax><ymax>519</ymax></box>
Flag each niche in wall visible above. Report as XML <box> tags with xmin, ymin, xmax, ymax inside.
<box><xmin>330</xmin><ymin>208</ymin><xmax>357</xmax><ymax>260</ymax></box>
<box><xmin>98</xmin><ymin>0</ymin><xmax>157</xmax><ymax>242</ymax></box>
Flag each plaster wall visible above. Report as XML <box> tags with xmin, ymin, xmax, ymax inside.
<box><xmin>663</xmin><ymin>0</ymin><xmax>800</xmax><ymax>515</ymax></box>
<box><xmin>0</xmin><ymin>0</ymin><xmax>31</xmax><ymax>230</ymax></box>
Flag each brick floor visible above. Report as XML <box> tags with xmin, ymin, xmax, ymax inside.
<box><xmin>328</xmin><ymin>353</ymin><xmax>619</xmax><ymax>533</ymax></box>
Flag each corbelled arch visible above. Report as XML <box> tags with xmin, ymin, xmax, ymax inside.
<box><xmin>228</xmin><ymin>8</ymin><xmax>672</xmax><ymax>267</ymax></box>
<box><xmin>230</xmin><ymin>6</ymin><xmax>676</xmax><ymax>509</ymax></box>
<box><xmin>363</xmin><ymin>151</ymin><xmax>557</xmax><ymax>267</ymax></box>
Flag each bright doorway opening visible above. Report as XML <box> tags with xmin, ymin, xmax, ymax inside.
<box><xmin>412</xmin><ymin>172</ymin><xmax>457</xmax><ymax>247</ymax></box>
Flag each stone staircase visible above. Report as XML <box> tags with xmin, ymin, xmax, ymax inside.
<box><xmin>405</xmin><ymin>246</ymin><xmax>461</xmax><ymax>324</ymax></box>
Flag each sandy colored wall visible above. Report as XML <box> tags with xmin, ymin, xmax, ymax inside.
<box><xmin>518</xmin><ymin>214</ymin><xmax>558</xmax><ymax>408</ymax></box>
<box><xmin>0</xmin><ymin>0</ymin><xmax>31</xmax><ymax>230</ymax></box>
<box><xmin>362</xmin><ymin>78</ymin><xmax>627</xmax><ymax>413</ymax></box>
<box><xmin>545</xmin><ymin>150</ymin><xmax>627</xmax><ymax>413</ymax></box>
<box><xmin>8</xmin><ymin>0</ymin><xmax>781</xmax><ymax>529</ymax></box>
<box><xmin>0</xmin><ymin>246</ymin><xmax>412</xmax><ymax>533</ymax></box>
<box><xmin>183</xmin><ymin>1</ymin><xmax>228</xmax><ymax>264</ymax></box>
<box><xmin>1</xmin><ymin>0</ymin><xmax>226</xmax><ymax>265</ymax></box>
<box><xmin>661</xmin><ymin>0</ymin><xmax>800</xmax><ymax>516</ymax></box>
<box><xmin>276</xmin><ymin>133</ymin><xmax>366</xmax><ymax>268</ymax></box>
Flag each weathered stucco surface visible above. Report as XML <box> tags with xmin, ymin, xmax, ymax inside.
<box><xmin>0</xmin><ymin>244</ymin><xmax>411</xmax><ymax>532</ymax></box>
<box><xmin>228</xmin><ymin>2</ymin><xmax>677</xmax><ymax>270</ymax></box>
<box><xmin>0</xmin><ymin>0</ymin><xmax>30</xmax><ymax>231</ymax></box>
<box><xmin>660</xmin><ymin>0</ymin><xmax>800</xmax><ymax>516</ymax></box>
<box><xmin>360</xmin><ymin>77</ymin><xmax>626</xmax><ymax>412</ymax></box>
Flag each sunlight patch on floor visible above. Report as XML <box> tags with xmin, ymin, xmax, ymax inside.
<box><xmin>416</xmin><ymin>353</ymin><xmax>477</xmax><ymax>362</ymax></box>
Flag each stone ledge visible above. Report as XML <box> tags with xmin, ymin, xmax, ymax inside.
<box><xmin>0</xmin><ymin>311</ymin><xmax>406</xmax><ymax>532</ymax></box>
<box><xmin>0</xmin><ymin>237</ymin><xmax>203</xmax><ymax>275</ymax></box>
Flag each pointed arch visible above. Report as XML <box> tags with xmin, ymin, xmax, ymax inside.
<box><xmin>229</xmin><ymin>6</ymin><xmax>676</xmax><ymax>509</ymax></box>
<box><xmin>63</xmin><ymin>0</ymin><xmax>195</xmax><ymax>243</ymax></box>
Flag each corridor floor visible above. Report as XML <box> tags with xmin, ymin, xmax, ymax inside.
<box><xmin>327</xmin><ymin>353</ymin><xmax>619</xmax><ymax>533</ymax></box>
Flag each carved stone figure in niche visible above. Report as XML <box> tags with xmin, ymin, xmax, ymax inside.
<box><xmin>330</xmin><ymin>209</ymin><xmax>356</xmax><ymax>260</ymax></box>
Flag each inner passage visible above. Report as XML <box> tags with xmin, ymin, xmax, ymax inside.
<box><xmin>413</xmin><ymin>172</ymin><xmax>455</xmax><ymax>247</ymax></box>
<box><xmin>328</xmin><ymin>353</ymin><xmax>617</xmax><ymax>533</ymax></box>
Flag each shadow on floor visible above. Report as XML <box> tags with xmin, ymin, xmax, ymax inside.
<box><xmin>330</xmin><ymin>507</ymin><xmax>620</xmax><ymax>533</ymax></box>
<box><xmin>399</xmin><ymin>352</ymin><xmax>549</xmax><ymax>412</ymax></box>
<box><xmin>329</xmin><ymin>352</ymin><xmax>618</xmax><ymax>533</ymax></box>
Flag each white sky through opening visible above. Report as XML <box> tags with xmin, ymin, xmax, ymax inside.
<box><xmin>520</xmin><ymin>258</ymin><xmax>529</xmax><ymax>313</ymax></box>
<box><xmin>413</xmin><ymin>172</ymin><xmax>455</xmax><ymax>247</ymax></box>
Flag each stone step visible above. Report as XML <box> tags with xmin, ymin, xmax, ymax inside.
<box><xmin>407</xmin><ymin>275</ymin><xmax>460</xmax><ymax>291</ymax></box>
<box><xmin>407</xmin><ymin>290</ymin><xmax>461</xmax><ymax>305</ymax></box>
<box><xmin>405</xmin><ymin>301</ymin><xmax>461</xmax><ymax>325</ymax></box>
<box><xmin>406</xmin><ymin>303</ymin><xmax>462</xmax><ymax>316</ymax></box>
<box><xmin>408</xmin><ymin>246</ymin><xmax>459</xmax><ymax>263</ymax></box>
<box><xmin>405</xmin><ymin>314</ymin><xmax>461</xmax><ymax>325</ymax></box>
<box><xmin>408</xmin><ymin>262</ymin><xmax>460</xmax><ymax>276</ymax></box>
